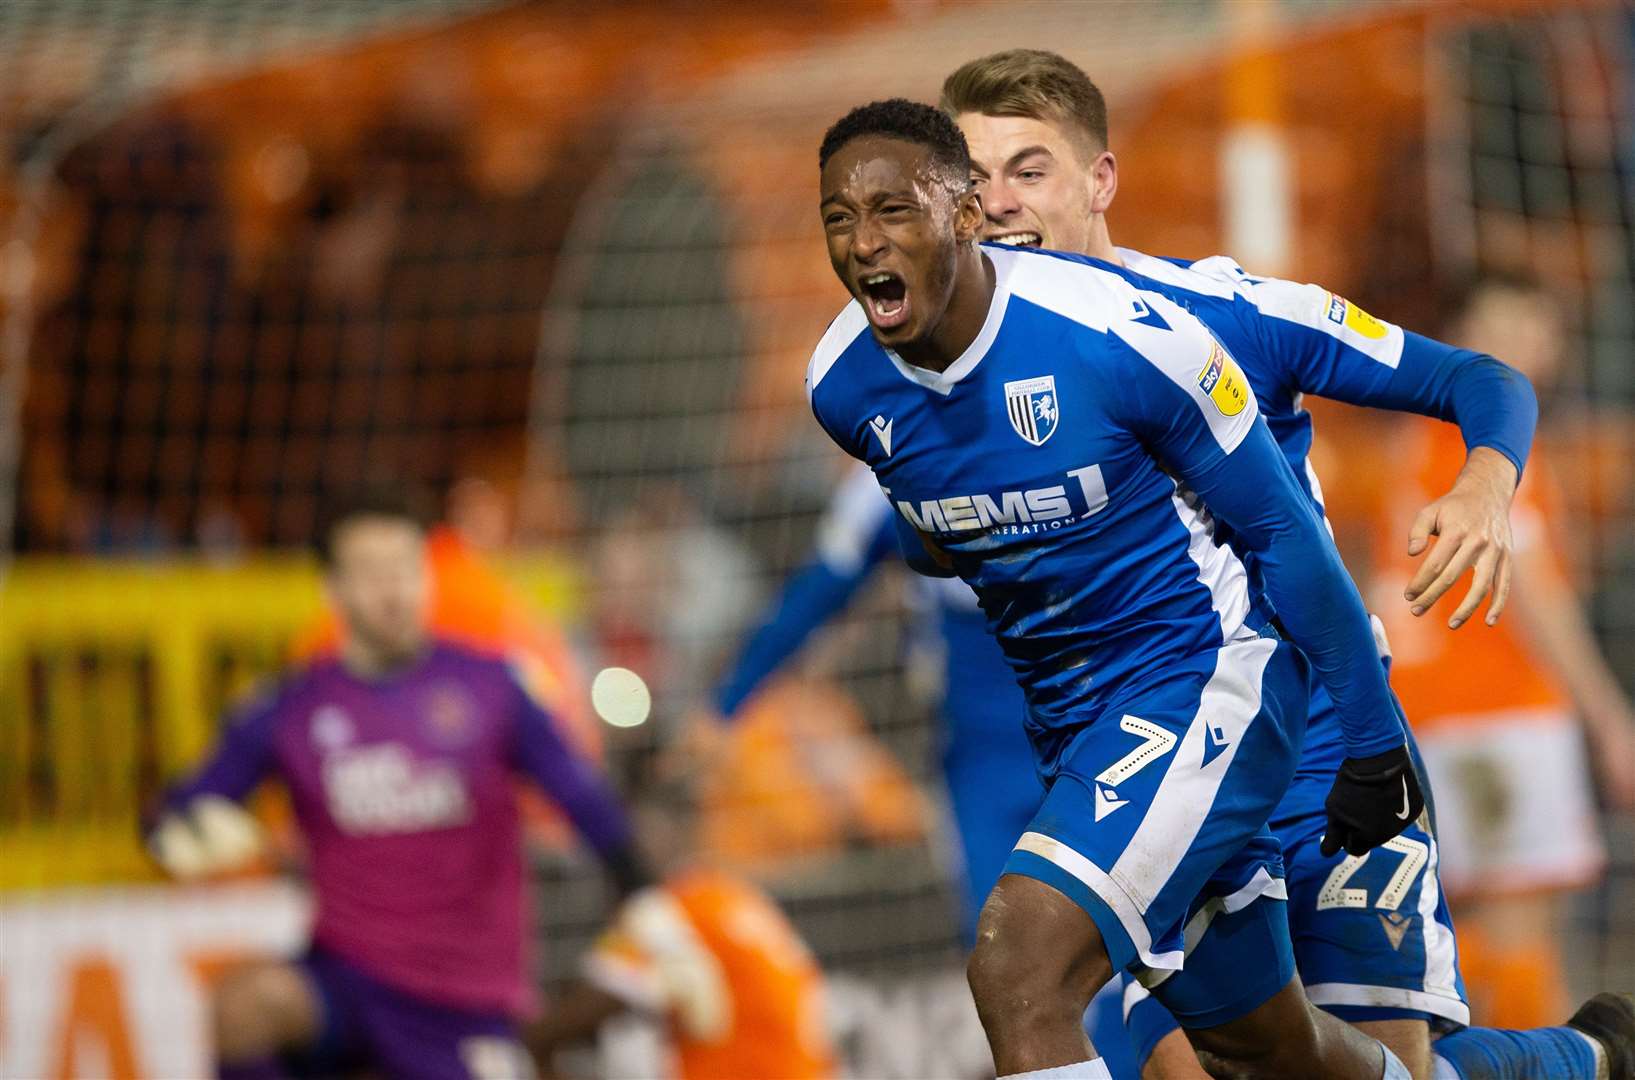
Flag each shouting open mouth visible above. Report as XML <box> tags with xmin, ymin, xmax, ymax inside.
<box><xmin>859</xmin><ymin>271</ymin><xmax>910</xmax><ymax>330</ymax></box>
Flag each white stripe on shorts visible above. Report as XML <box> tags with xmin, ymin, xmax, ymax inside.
<box><xmin>1135</xmin><ymin>867</ymin><xmax>1288</xmax><ymax>991</ymax></box>
<box><xmin>1415</xmin><ymin>828</ymin><xmax>1462</xmax><ymax>1010</ymax></box>
<box><xmin>1111</xmin><ymin>636</ymin><xmax>1278</xmax><ymax>911</ymax></box>
<box><xmin>1121</xmin><ymin>975</ymin><xmax>1152</xmax><ymax>1019</ymax></box>
<box><xmin>1304</xmin><ymin>982</ymin><xmax>1470</xmax><ymax>1027</ymax></box>
<box><xmin>1010</xmin><ymin>636</ymin><xmax>1279</xmax><ymax>973</ymax></box>
<box><xmin>1219</xmin><ymin>865</ymin><xmax>1288</xmax><ymax>913</ymax></box>
<box><xmin>1013</xmin><ymin>830</ymin><xmax>1185</xmax><ymax>970</ymax></box>
<box><xmin>1000</xmin><ymin>1060</ymin><xmax>1113</xmax><ymax>1080</ymax></box>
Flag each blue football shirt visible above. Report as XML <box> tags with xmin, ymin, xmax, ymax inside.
<box><xmin>806</xmin><ymin>245</ymin><xmax>1402</xmax><ymax>778</ymax></box>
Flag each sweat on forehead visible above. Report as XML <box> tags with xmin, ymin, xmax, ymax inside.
<box><xmin>821</xmin><ymin>140</ymin><xmax>968</xmax><ymax>208</ymax></box>
<box><xmin>818</xmin><ymin>98</ymin><xmax>971</xmax><ymax>184</ymax></box>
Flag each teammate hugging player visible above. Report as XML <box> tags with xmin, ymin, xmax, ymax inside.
<box><xmin>809</xmin><ymin>98</ymin><xmax>1425</xmax><ymax>1079</ymax></box>
<box><xmin>146</xmin><ymin>487</ymin><xmax>649</xmax><ymax>1080</ymax></box>
<box><xmin>942</xmin><ymin>48</ymin><xmax>1633</xmax><ymax>1080</ymax></box>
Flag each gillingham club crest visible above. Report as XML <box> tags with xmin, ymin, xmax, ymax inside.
<box><xmin>1004</xmin><ymin>375</ymin><xmax>1059</xmax><ymax>446</ymax></box>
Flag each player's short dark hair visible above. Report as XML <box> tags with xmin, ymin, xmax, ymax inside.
<box><xmin>313</xmin><ymin>482</ymin><xmax>430</xmax><ymax>567</ymax></box>
<box><xmin>818</xmin><ymin>98</ymin><xmax>972</xmax><ymax>187</ymax></box>
<box><xmin>940</xmin><ymin>49</ymin><xmax>1109</xmax><ymax>155</ymax></box>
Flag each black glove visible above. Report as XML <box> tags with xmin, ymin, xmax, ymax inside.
<box><xmin>1321</xmin><ymin>745</ymin><xmax>1425</xmax><ymax>857</ymax></box>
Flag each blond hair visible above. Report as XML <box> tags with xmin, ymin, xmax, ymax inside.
<box><xmin>940</xmin><ymin>49</ymin><xmax>1108</xmax><ymax>155</ymax></box>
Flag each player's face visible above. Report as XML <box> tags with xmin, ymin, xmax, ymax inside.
<box><xmin>326</xmin><ymin>517</ymin><xmax>431</xmax><ymax>664</ymax></box>
<box><xmin>959</xmin><ymin>112</ymin><xmax>1108</xmax><ymax>255</ymax></box>
<box><xmin>820</xmin><ymin>136</ymin><xmax>981</xmax><ymax>348</ymax></box>
<box><xmin>1461</xmin><ymin>288</ymin><xmax>1564</xmax><ymax>389</ymax></box>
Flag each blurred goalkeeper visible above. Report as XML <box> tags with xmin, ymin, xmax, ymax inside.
<box><xmin>146</xmin><ymin>486</ymin><xmax>649</xmax><ymax>1080</ymax></box>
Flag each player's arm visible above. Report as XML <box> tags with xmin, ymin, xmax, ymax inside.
<box><xmin>508</xmin><ymin>670</ymin><xmax>650</xmax><ymax>896</ymax></box>
<box><xmin>525</xmin><ymin>983</ymin><xmax>628</xmax><ymax>1067</ymax></box>
<box><xmin>712</xmin><ymin>464</ymin><xmax>899</xmax><ymax>719</ymax></box>
<box><xmin>1111</xmin><ymin>294</ymin><xmax>1420</xmax><ymax>855</ymax></box>
<box><xmin>526</xmin><ymin>888</ymin><xmax>728</xmax><ymax>1069</ymax></box>
<box><xmin>144</xmin><ymin>691</ymin><xmax>280</xmax><ymax>880</ymax></box>
<box><xmin>1242</xmin><ymin>277</ymin><xmax>1538</xmax><ymax>626</ymax></box>
<box><xmin>1508</xmin><ymin>513</ymin><xmax>1635</xmax><ymax>808</ymax></box>
<box><xmin>679</xmin><ymin>471</ymin><xmax>899</xmax><ymax>771</ymax></box>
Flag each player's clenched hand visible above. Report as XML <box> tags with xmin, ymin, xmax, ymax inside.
<box><xmin>1405</xmin><ymin>447</ymin><xmax>1519</xmax><ymax>629</ymax></box>
<box><xmin>1321</xmin><ymin>745</ymin><xmax>1425</xmax><ymax>857</ymax></box>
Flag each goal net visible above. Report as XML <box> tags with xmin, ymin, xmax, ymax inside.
<box><xmin>1427</xmin><ymin>0</ymin><xmax>1635</xmax><ymax>995</ymax></box>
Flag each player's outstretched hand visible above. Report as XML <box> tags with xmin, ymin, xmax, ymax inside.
<box><xmin>1321</xmin><ymin>745</ymin><xmax>1425</xmax><ymax>857</ymax></box>
<box><xmin>1404</xmin><ymin>446</ymin><xmax>1518</xmax><ymax>629</ymax></box>
<box><xmin>148</xmin><ymin>795</ymin><xmax>264</xmax><ymax>880</ymax></box>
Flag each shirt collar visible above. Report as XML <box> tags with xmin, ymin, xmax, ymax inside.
<box><xmin>884</xmin><ymin>249</ymin><xmax>1013</xmax><ymax>396</ymax></box>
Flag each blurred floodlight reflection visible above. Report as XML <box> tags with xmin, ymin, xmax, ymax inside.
<box><xmin>591</xmin><ymin>666</ymin><xmax>651</xmax><ymax>728</ymax></box>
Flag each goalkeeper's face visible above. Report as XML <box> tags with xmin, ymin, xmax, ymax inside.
<box><xmin>958</xmin><ymin>112</ymin><xmax>1107</xmax><ymax>256</ymax></box>
<box><xmin>325</xmin><ymin>517</ymin><xmax>431</xmax><ymax>664</ymax></box>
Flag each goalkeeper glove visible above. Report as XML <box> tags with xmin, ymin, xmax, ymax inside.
<box><xmin>1321</xmin><ymin>745</ymin><xmax>1425</xmax><ymax>858</ymax></box>
<box><xmin>149</xmin><ymin>795</ymin><xmax>264</xmax><ymax>880</ymax></box>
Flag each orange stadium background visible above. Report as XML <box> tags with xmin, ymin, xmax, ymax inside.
<box><xmin>0</xmin><ymin>1</ymin><xmax>1630</xmax><ymax>1077</ymax></box>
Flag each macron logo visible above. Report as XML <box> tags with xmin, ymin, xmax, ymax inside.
<box><xmin>1201</xmin><ymin>721</ymin><xmax>1232</xmax><ymax>769</ymax></box>
<box><xmin>869</xmin><ymin>415</ymin><xmax>894</xmax><ymax>456</ymax></box>
<box><xmin>1094</xmin><ymin>784</ymin><xmax>1128</xmax><ymax>821</ymax></box>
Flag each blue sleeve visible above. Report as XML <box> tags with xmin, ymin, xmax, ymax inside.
<box><xmin>164</xmin><ymin>690</ymin><xmax>281</xmax><ymax>809</ymax></box>
<box><xmin>714</xmin><ymin>541</ymin><xmax>887</xmax><ymax>716</ymax></box>
<box><xmin>507</xmin><ymin>669</ymin><xmax>635</xmax><ymax>860</ymax></box>
<box><xmin>1111</xmin><ymin>298</ymin><xmax>1404</xmax><ymax>759</ymax></box>
<box><xmin>1184</xmin><ymin>422</ymin><xmax>1403</xmax><ymax>759</ymax></box>
<box><xmin>714</xmin><ymin>467</ymin><xmax>900</xmax><ymax>717</ymax></box>
<box><xmin>1244</xmin><ymin>284</ymin><xmax>1537</xmax><ymax>477</ymax></box>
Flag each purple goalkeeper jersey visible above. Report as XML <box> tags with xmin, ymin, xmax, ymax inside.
<box><xmin>166</xmin><ymin>640</ymin><xmax>633</xmax><ymax>1016</ymax></box>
